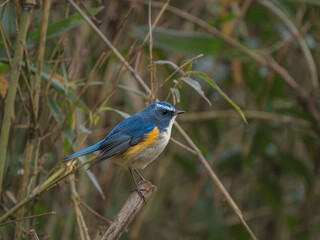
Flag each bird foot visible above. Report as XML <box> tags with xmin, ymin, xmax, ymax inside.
<box><xmin>130</xmin><ymin>187</ymin><xmax>147</xmax><ymax>204</ymax></box>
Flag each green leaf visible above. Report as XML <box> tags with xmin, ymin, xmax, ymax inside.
<box><xmin>208</xmin><ymin>13</ymin><xmax>236</xmax><ymax>27</ymax></box>
<box><xmin>100</xmin><ymin>107</ymin><xmax>131</xmax><ymax>119</ymax></box>
<box><xmin>47</xmin><ymin>98</ymin><xmax>64</xmax><ymax>125</ymax></box>
<box><xmin>47</xmin><ymin>100</ymin><xmax>105</xmax><ymax>199</ymax></box>
<box><xmin>27</xmin><ymin>6</ymin><xmax>104</xmax><ymax>48</ymax></box>
<box><xmin>188</xmin><ymin>71</ymin><xmax>247</xmax><ymax>124</ymax></box>
<box><xmin>180</xmin><ymin>77</ymin><xmax>211</xmax><ymax>106</ymax></box>
<box><xmin>118</xmin><ymin>84</ymin><xmax>148</xmax><ymax>99</ymax></box>
<box><xmin>133</xmin><ymin>26</ymin><xmax>224</xmax><ymax>55</ymax></box>
<box><xmin>180</xmin><ymin>59</ymin><xmax>193</xmax><ymax>76</ymax></box>
<box><xmin>94</xmin><ymin>115</ymin><xmax>100</xmax><ymax>125</ymax></box>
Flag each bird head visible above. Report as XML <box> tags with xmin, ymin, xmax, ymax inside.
<box><xmin>143</xmin><ymin>102</ymin><xmax>185</xmax><ymax>130</ymax></box>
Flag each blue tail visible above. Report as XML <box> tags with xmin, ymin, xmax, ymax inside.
<box><xmin>62</xmin><ymin>140</ymin><xmax>103</xmax><ymax>162</ymax></box>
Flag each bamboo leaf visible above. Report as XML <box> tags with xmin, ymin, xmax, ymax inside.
<box><xmin>180</xmin><ymin>76</ymin><xmax>212</xmax><ymax>106</ymax></box>
<box><xmin>188</xmin><ymin>71</ymin><xmax>247</xmax><ymax>123</ymax></box>
<box><xmin>47</xmin><ymin>99</ymin><xmax>105</xmax><ymax>199</ymax></box>
<box><xmin>100</xmin><ymin>107</ymin><xmax>131</xmax><ymax>119</ymax></box>
<box><xmin>133</xmin><ymin>26</ymin><xmax>223</xmax><ymax>55</ymax></box>
<box><xmin>118</xmin><ymin>84</ymin><xmax>148</xmax><ymax>99</ymax></box>
<box><xmin>27</xmin><ymin>6</ymin><xmax>104</xmax><ymax>48</ymax></box>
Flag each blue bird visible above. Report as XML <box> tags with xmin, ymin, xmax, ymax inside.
<box><xmin>62</xmin><ymin>101</ymin><xmax>184</xmax><ymax>201</ymax></box>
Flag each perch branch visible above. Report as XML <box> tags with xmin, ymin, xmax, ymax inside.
<box><xmin>101</xmin><ymin>181</ymin><xmax>156</xmax><ymax>240</ymax></box>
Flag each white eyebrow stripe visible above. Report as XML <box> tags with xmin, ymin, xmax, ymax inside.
<box><xmin>155</xmin><ymin>103</ymin><xmax>175</xmax><ymax>111</ymax></box>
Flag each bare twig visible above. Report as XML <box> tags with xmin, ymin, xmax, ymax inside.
<box><xmin>0</xmin><ymin>211</ymin><xmax>56</xmax><ymax>227</ymax></box>
<box><xmin>148</xmin><ymin>1</ymin><xmax>154</xmax><ymax>99</ymax></box>
<box><xmin>136</xmin><ymin>0</ymin><xmax>308</xmax><ymax>98</ymax></box>
<box><xmin>181</xmin><ymin>110</ymin><xmax>311</xmax><ymax>128</ymax></box>
<box><xmin>34</xmin><ymin>0</ymin><xmax>52</xmax><ymax>118</ymax></box>
<box><xmin>157</xmin><ymin>54</ymin><xmax>204</xmax><ymax>87</ymax></box>
<box><xmin>0</xmin><ymin>22</ymin><xmax>13</xmax><ymax>65</ymax></box>
<box><xmin>68</xmin><ymin>0</ymin><xmax>151</xmax><ymax>96</ymax></box>
<box><xmin>174</xmin><ymin>122</ymin><xmax>257</xmax><ymax>240</ymax></box>
<box><xmin>258</xmin><ymin>0</ymin><xmax>318</xmax><ymax>89</ymax></box>
<box><xmin>170</xmin><ymin>137</ymin><xmax>197</xmax><ymax>155</ymax></box>
<box><xmin>0</xmin><ymin>0</ymin><xmax>10</xmax><ymax>8</ymax></box>
<box><xmin>78</xmin><ymin>198</ymin><xmax>112</xmax><ymax>225</ymax></box>
<box><xmin>101</xmin><ymin>181</ymin><xmax>156</xmax><ymax>240</ymax></box>
<box><xmin>70</xmin><ymin>175</ymin><xmax>91</xmax><ymax>240</ymax></box>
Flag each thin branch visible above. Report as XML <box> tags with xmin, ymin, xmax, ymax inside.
<box><xmin>148</xmin><ymin>0</ymin><xmax>154</xmax><ymax>99</ymax></box>
<box><xmin>68</xmin><ymin>0</ymin><xmax>151</xmax><ymax>96</ymax></box>
<box><xmin>170</xmin><ymin>137</ymin><xmax>197</xmax><ymax>155</ymax></box>
<box><xmin>0</xmin><ymin>0</ymin><xmax>10</xmax><ymax>8</ymax></box>
<box><xmin>34</xmin><ymin>0</ymin><xmax>52</xmax><ymax>118</ymax></box>
<box><xmin>78</xmin><ymin>198</ymin><xmax>112</xmax><ymax>225</ymax></box>
<box><xmin>0</xmin><ymin>22</ymin><xmax>12</xmax><ymax>65</ymax></box>
<box><xmin>70</xmin><ymin>174</ymin><xmax>91</xmax><ymax>240</ymax></box>
<box><xmin>181</xmin><ymin>110</ymin><xmax>311</xmax><ymax>128</ymax></box>
<box><xmin>0</xmin><ymin>211</ymin><xmax>56</xmax><ymax>227</ymax></box>
<box><xmin>157</xmin><ymin>54</ymin><xmax>204</xmax><ymax>87</ymax></box>
<box><xmin>258</xmin><ymin>0</ymin><xmax>318</xmax><ymax>89</ymax></box>
<box><xmin>142</xmin><ymin>0</ymin><xmax>171</xmax><ymax>44</ymax></box>
<box><xmin>136</xmin><ymin>0</ymin><xmax>308</xmax><ymax>99</ymax></box>
<box><xmin>101</xmin><ymin>181</ymin><xmax>156</xmax><ymax>240</ymax></box>
<box><xmin>174</xmin><ymin>122</ymin><xmax>257</xmax><ymax>240</ymax></box>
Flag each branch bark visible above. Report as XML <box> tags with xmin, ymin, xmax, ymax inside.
<box><xmin>101</xmin><ymin>181</ymin><xmax>156</xmax><ymax>240</ymax></box>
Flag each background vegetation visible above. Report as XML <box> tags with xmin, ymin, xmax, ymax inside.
<box><xmin>1</xmin><ymin>0</ymin><xmax>320</xmax><ymax>239</ymax></box>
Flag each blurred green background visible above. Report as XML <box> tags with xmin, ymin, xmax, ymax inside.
<box><xmin>1</xmin><ymin>0</ymin><xmax>320</xmax><ymax>239</ymax></box>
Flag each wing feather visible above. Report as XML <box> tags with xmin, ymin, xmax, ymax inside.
<box><xmin>87</xmin><ymin>124</ymin><xmax>155</xmax><ymax>169</ymax></box>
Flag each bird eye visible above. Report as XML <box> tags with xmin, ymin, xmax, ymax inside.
<box><xmin>162</xmin><ymin>110</ymin><xmax>168</xmax><ymax>115</ymax></box>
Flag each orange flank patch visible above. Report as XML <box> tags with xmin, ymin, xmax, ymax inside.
<box><xmin>123</xmin><ymin>127</ymin><xmax>159</xmax><ymax>158</ymax></box>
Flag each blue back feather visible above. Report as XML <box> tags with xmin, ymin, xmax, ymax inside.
<box><xmin>63</xmin><ymin>102</ymin><xmax>177</xmax><ymax>166</ymax></box>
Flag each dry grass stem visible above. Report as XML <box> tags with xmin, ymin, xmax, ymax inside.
<box><xmin>182</xmin><ymin>110</ymin><xmax>311</xmax><ymax>128</ymax></box>
<box><xmin>258</xmin><ymin>0</ymin><xmax>318</xmax><ymax>89</ymax></box>
<box><xmin>68</xmin><ymin>0</ymin><xmax>151</xmax><ymax>95</ymax></box>
<box><xmin>174</xmin><ymin>122</ymin><xmax>257</xmax><ymax>240</ymax></box>
<box><xmin>0</xmin><ymin>211</ymin><xmax>56</xmax><ymax>227</ymax></box>
<box><xmin>70</xmin><ymin>174</ymin><xmax>91</xmax><ymax>240</ymax></box>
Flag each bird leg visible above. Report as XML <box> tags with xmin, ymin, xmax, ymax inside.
<box><xmin>129</xmin><ymin>168</ymin><xmax>146</xmax><ymax>203</ymax></box>
<box><xmin>134</xmin><ymin>169</ymin><xmax>146</xmax><ymax>181</ymax></box>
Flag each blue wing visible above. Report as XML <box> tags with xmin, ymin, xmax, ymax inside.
<box><xmin>88</xmin><ymin>122</ymin><xmax>156</xmax><ymax>168</ymax></box>
<box><xmin>62</xmin><ymin>140</ymin><xmax>104</xmax><ymax>162</ymax></box>
<box><xmin>62</xmin><ymin>112</ymin><xmax>155</xmax><ymax>168</ymax></box>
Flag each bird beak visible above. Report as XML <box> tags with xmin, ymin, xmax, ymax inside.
<box><xmin>174</xmin><ymin>110</ymin><xmax>185</xmax><ymax>116</ymax></box>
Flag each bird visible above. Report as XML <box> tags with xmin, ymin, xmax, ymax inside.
<box><xmin>62</xmin><ymin>101</ymin><xmax>185</xmax><ymax>201</ymax></box>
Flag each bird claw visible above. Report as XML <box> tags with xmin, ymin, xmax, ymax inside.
<box><xmin>130</xmin><ymin>187</ymin><xmax>147</xmax><ymax>204</ymax></box>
